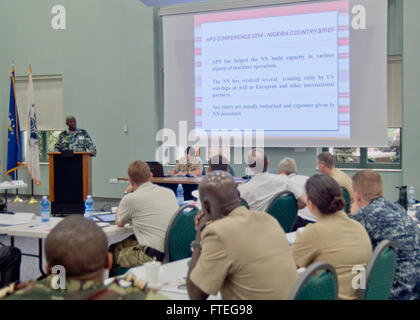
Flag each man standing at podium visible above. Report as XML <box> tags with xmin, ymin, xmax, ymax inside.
<box><xmin>54</xmin><ymin>116</ymin><xmax>96</xmax><ymax>156</ymax></box>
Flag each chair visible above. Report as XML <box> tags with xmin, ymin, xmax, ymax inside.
<box><xmin>357</xmin><ymin>240</ymin><xmax>397</xmax><ymax>300</ymax></box>
<box><xmin>266</xmin><ymin>191</ymin><xmax>298</xmax><ymax>233</ymax></box>
<box><xmin>341</xmin><ymin>186</ymin><xmax>351</xmax><ymax>214</ymax></box>
<box><xmin>288</xmin><ymin>262</ymin><xmax>338</xmax><ymax>300</ymax></box>
<box><xmin>227</xmin><ymin>164</ymin><xmax>235</xmax><ymax>177</ymax></box>
<box><xmin>240</xmin><ymin>197</ymin><xmax>250</xmax><ymax>209</ymax></box>
<box><xmin>163</xmin><ymin>204</ymin><xmax>199</xmax><ymax>263</ymax></box>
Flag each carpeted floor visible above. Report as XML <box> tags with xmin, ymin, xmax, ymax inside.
<box><xmin>0</xmin><ymin>195</ymin><xmax>121</xmax><ymax>282</ymax></box>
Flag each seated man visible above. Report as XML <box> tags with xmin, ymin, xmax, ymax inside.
<box><xmin>0</xmin><ymin>216</ymin><xmax>165</xmax><ymax>300</ymax></box>
<box><xmin>111</xmin><ymin>161</ymin><xmax>178</xmax><ymax>271</ymax></box>
<box><xmin>278</xmin><ymin>157</ymin><xmax>316</xmax><ymax>230</ymax></box>
<box><xmin>168</xmin><ymin>146</ymin><xmax>203</xmax><ymax>176</ymax></box>
<box><xmin>0</xmin><ymin>247</ymin><xmax>21</xmax><ymax>289</ymax></box>
<box><xmin>192</xmin><ymin>154</ymin><xmax>234</xmax><ymax>205</ymax></box>
<box><xmin>207</xmin><ymin>154</ymin><xmax>230</xmax><ymax>173</ymax></box>
<box><xmin>317</xmin><ymin>152</ymin><xmax>354</xmax><ymax>205</ymax></box>
<box><xmin>187</xmin><ymin>171</ymin><xmax>299</xmax><ymax>300</ymax></box>
<box><xmin>238</xmin><ymin>149</ymin><xmax>305</xmax><ymax>212</ymax></box>
<box><xmin>54</xmin><ymin>116</ymin><xmax>96</xmax><ymax>156</ymax></box>
<box><xmin>351</xmin><ymin>170</ymin><xmax>420</xmax><ymax>300</ymax></box>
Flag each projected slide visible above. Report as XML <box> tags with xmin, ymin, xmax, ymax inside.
<box><xmin>194</xmin><ymin>0</ymin><xmax>350</xmax><ymax>139</ymax></box>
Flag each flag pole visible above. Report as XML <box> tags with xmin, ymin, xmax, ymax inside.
<box><xmin>8</xmin><ymin>61</ymin><xmax>24</xmax><ymax>204</ymax></box>
<box><xmin>25</xmin><ymin>60</ymin><xmax>41</xmax><ymax>203</ymax></box>
<box><xmin>11</xmin><ymin>169</ymin><xmax>24</xmax><ymax>203</ymax></box>
<box><xmin>27</xmin><ymin>180</ymin><xmax>39</xmax><ymax>204</ymax></box>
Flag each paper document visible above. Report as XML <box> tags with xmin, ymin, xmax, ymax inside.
<box><xmin>0</xmin><ymin>212</ymin><xmax>35</xmax><ymax>226</ymax></box>
<box><xmin>0</xmin><ymin>180</ymin><xmax>28</xmax><ymax>188</ymax></box>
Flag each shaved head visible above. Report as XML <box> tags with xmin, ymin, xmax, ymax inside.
<box><xmin>199</xmin><ymin>171</ymin><xmax>241</xmax><ymax>219</ymax></box>
<box><xmin>65</xmin><ymin>116</ymin><xmax>77</xmax><ymax>131</ymax></box>
<box><xmin>65</xmin><ymin>116</ymin><xmax>76</xmax><ymax>122</ymax></box>
<box><xmin>45</xmin><ymin>216</ymin><xmax>108</xmax><ymax>278</ymax></box>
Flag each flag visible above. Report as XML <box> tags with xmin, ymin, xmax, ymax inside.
<box><xmin>25</xmin><ymin>66</ymin><xmax>41</xmax><ymax>185</ymax></box>
<box><xmin>6</xmin><ymin>68</ymin><xmax>23</xmax><ymax>180</ymax></box>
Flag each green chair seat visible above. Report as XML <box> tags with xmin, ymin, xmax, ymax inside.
<box><xmin>266</xmin><ymin>191</ymin><xmax>298</xmax><ymax>232</ymax></box>
<box><xmin>358</xmin><ymin>240</ymin><xmax>396</xmax><ymax>300</ymax></box>
<box><xmin>289</xmin><ymin>262</ymin><xmax>338</xmax><ymax>300</ymax></box>
<box><xmin>240</xmin><ymin>197</ymin><xmax>250</xmax><ymax>209</ymax></box>
<box><xmin>341</xmin><ymin>186</ymin><xmax>351</xmax><ymax>214</ymax></box>
<box><xmin>163</xmin><ymin>204</ymin><xmax>199</xmax><ymax>263</ymax></box>
<box><xmin>115</xmin><ymin>265</ymin><xmax>130</xmax><ymax>276</ymax></box>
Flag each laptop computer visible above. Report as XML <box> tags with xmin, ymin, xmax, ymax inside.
<box><xmin>95</xmin><ymin>212</ymin><xmax>115</xmax><ymax>223</ymax></box>
<box><xmin>147</xmin><ymin>161</ymin><xmax>164</xmax><ymax>177</ymax></box>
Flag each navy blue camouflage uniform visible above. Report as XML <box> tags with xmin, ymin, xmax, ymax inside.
<box><xmin>351</xmin><ymin>197</ymin><xmax>420</xmax><ymax>300</ymax></box>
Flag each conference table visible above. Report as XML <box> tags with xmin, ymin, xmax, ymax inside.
<box><xmin>109</xmin><ymin>232</ymin><xmax>299</xmax><ymax>300</ymax></box>
<box><xmin>0</xmin><ymin>180</ymin><xmax>28</xmax><ymax>211</ymax></box>
<box><xmin>0</xmin><ymin>214</ymin><xmax>133</xmax><ymax>278</ymax></box>
<box><xmin>117</xmin><ymin>176</ymin><xmax>248</xmax><ymax>185</ymax></box>
<box><xmin>118</xmin><ymin>176</ymin><xmax>249</xmax><ymax>201</ymax></box>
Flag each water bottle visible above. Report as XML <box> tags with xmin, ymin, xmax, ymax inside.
<box><xmin>84</xmin><ymin>195</ymin><xmax>94</xmax><ymax>220</ymax></box>
<box><xmin>176</xmin><ymin>184</ymin><xmax>184</xmax><ymax>206</ymax></box>
<box><xmin>40</xmin><ymin>196</ymin><xmax>50</xmax><ymax>223</ymax></box>
<box><xmin>408</xmin><ymin>186</ymin><xmax>416</xmax><ymax>210</ymax></box>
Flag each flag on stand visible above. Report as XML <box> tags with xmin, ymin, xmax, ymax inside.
<box><xmin>25</xmin><ymin>66</ymin><xmax>41</xmax><ymax>185</ymax></box>
<box><xmin>6</xmin><ymin>67</ymin><xmax>23</xmax><ymax>180</ymax></box>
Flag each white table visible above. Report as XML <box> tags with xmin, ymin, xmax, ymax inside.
<box><xmin>1</xmin><ymin>215</ymin><xmax>133</xmax><ymax>278</ymax></box>
<box><xmin>122</xmin><ymin>258</ymin><xmax>193</xmax><ymax>300</ymax></box>
<box><xmin>115</xmin><ymin>258</ymin><xmax>222</xmax><ymax>300</ymax></box>
<box><xmin>0</xmin><ymin>180</ymin><xmax>28</xmax><ymax>211</ymax></box>
<box><xmin>112</xmin><ymin>231</ymin><xmax>299</xmax><ymax>300</ymax></box>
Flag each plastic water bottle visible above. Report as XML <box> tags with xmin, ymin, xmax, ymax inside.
<box><xmin>84</xmin><ymin>195</ymin><xmax>94</xmax><ymax>220</ymax></box>
<box><xmin>408</xmin><ymin>186</ymin><xmax>416</xmax><ymax>210</ymax></box>
<box><xmin>176</xmin><ymin>184</ymin><xmax>184</xmax><ymax>206</ymax></box>
<box><xmin>40</xmin><ymin>196</ymin><xmax>50</xmax><ymax>223</ymax></box>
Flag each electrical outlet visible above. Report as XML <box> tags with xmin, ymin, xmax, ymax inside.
<box><xmin>109</xmin><ymin>178</ymin><xmax>118</xmax><ymax>184</ymax></box>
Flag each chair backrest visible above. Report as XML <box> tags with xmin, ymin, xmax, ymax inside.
<box><xmin>341</xmin><ymin>186</ymin><xmax>351</xmax><ymax>214</ymax></box>
<box><xmin>227</xmin><ymin>164</ymin><xmax>235</xmax><ymax>177</ymax></box>
<box><xmin>358</xmin><ymin>240</ymin><xmax>396</xmax><ymax>300</ymax></box>
<box><xmin>266</xmin><ymin>191</ymin><xmax>298</xmax><ymax>232</ymax></box>
<box><xmin>240</xmin><ymin>197</ymin><xmax>250</xmax><ymax>209</ymax></box>
<box><xmin>163</xmin><ymin>204</ymin><xmax>199</xmax><ymax>263</ymax></box>
<box><xmin>288</xmin><ymin>262</ymin><xmax>338</xmax><ymax>300</ymax></box>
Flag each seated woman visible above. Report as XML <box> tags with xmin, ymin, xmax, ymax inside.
<box><xmin>292</xmin><ymin>174</ymin><xmax>372</xmax><ymax>300</ymax></box>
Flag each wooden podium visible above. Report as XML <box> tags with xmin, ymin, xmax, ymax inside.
<box><xmin>47</xmin><ymin>152</ymin><xmax>92</xmax><ymax>215</ymax></box>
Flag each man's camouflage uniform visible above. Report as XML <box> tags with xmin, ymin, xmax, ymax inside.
<box><xmin>173</xmin><ymin>157</ymin><xmax>202</xmax><ymax>174</ymax></box>
<box><xmin>54</xmin><ymin>129</ymin><xmax>96</xmax><ymax>153</ymax></box>
<box><xmin>110</xmin><ymin>235</ymin><xmax>153</xmax><ymax>270</ymax></box>
<box><xmin>352</xmin><ymin>197</ymin><xmax>420</xmax><ymax>300</ymax></box>
<box><xmin>0</xmin><ymin>274</ymin><xmax>167</xmax><ymax>300</ymax></box>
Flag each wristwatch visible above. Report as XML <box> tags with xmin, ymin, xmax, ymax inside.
<box><xmin>190</xmin><ymin>240</ymin><xmax>202</xmax><ymax>252</ymax></box>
